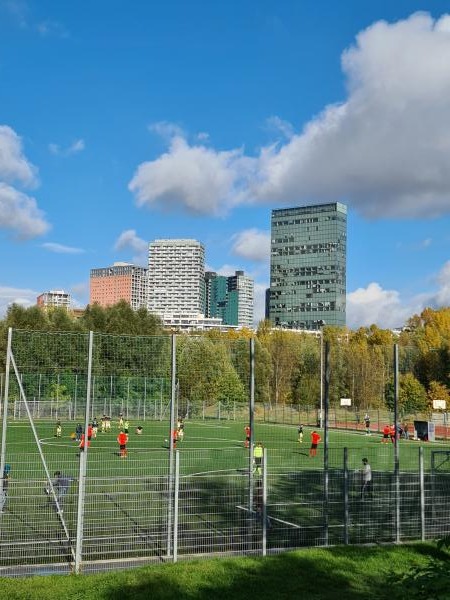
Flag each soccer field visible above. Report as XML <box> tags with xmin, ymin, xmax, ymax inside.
<box><xmin>1</xmin><ymin>418</ymin><xmax>450</xmax><ymax>575</ymax></box>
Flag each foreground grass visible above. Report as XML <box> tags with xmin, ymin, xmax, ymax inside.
<box><xmin>0</xmin><ymin>544</ymin><xmax>449</xmax><ymax>600</ymax></box>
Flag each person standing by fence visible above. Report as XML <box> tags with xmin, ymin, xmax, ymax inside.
<box><xmin>360</xmin><ymin>458</ymin><xmax>373</xmax><ymax>500</ymax></box>
<box><xmin>253</xmin><ymin>442</ymin><xmax>264</xmax><ymax>475</ymax></box>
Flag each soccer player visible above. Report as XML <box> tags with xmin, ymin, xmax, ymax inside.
<box><xmin>105</xmin><ymin>415</ymin><xmax>111</xmax><ymax>431</ymax></box>
<box><xmin>92</xmin><ymin>417</ymin><xmax>99</xmax><ymax>438</ymax></box>
<box><xmin>0</xmin><ymin>465</ymin><xmax>11</xmax><ymax>513</ymax></box>
<box><xmin>78</xmin><ymin>432</ymin><xmax>91</xmax><ymax>452</ymax></box>
<box><xmin>124</xmin><ymin>420</ymin><xmax>129</xmax><ymax>434</ymax></box>
<box><xmin>117</xmin><ymin>430</ymin><xmax>128</xmax><ymax>458</ymax></box>
<box><xmin>55</xmin><ymin>421</ymin><xmax>62</xmax><ymax>438</ymax></box>
<box><xmin>75</xmin><ymin>423</ymin><xmax>83</xmax><ymax>442</ymax></box>
<box><xmin>177</xmin><ymin>418</ymin><xmax>185</xmax><ymax>442</ymax></box>
<box><xmin>101</xmin><ymin>415</ymin><xmax>107</xmax><ymax>433</ymax></box>
<box><xmin>51</xmin><ymin>471</ymin><xmax>74</xmax><ymax>511</ymax></box>
<box><xmin>297</xmin><ymin>424</ymin><xmax>304</xmax><ymax>443</ymax></box>
<box><xmin>382</xmin><ymin>424</ymin><xmax>390</xmax><ymax>443</ymax></box>
<box><xmin>364</xmin><ymin>414</ymin><xmax>371</xmax><ymax>435</ymax></box>
<box><xmin>118</xmin><ymin>413</ymin><xmax>124</xmax><ymax>430</ymax></box>
<box><xmin>360</xmin><ymin>458</ymin><xmax>373</xmax><ymax>500</ymax></box>
<box><xmin>244</xmin><ymin>425</ymin><xmax>251</xmax><ymax>449</ymax></box>
<box><xmin>309</xmin><ymin>430</ymin><xmax>321</xmax><ymax>457</ymax></box>
<box><xmin>253</xmin><ymin>442</ymin><xmax>264</xmax><ymax>475</ymax></box>
<box><xmin>172</xmin><ymin>428</ymin><xmax>178</xmax><ymax>449</ymax></box>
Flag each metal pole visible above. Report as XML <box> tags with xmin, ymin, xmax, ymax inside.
<box><xmin>75</xmin><ymin>331</ymin><xmax>94</xmax><ymax>573</ymax></box>
<box><xmin>166</xmin><ymin>334</ymin><xmax>177</xmax><ymax>558</ymax></box>
<box><xmin>320</xmin><ymin>331</ymin><xmax>324</xmax><ymax>429</ymax></box>
<box><xmin>173</xmin><ymin>450</ymin><xmax>180</xmax><ymax>563</ymax></box>
<box><xmin>262</xmin><ymin>447</ymin><xmax>267</xmax><ymax>556</ymax></box>
<box><xmin>419</xmin><ymin>447</ymin><xmax>425</xmax><ymax>541</ymax></box>
<box><xmin>323</xmin><ymin>340</ymin><xmax>330</xmax><ymax>546</ymax></box>
<box><xmin>249</xmin><ymin>338</ymin><xmax>255</xmax><ymax>514</ymax></box>
<box><xmin>344</xmin><ymin>447</ymin><xmax>349</xmax><ymax>544</ymax></box>
<box><xmin>394</xmin><ymin>343</ymin><xmax>400</xmax><ymax>543</ymax></box>
<box><xmin>0</xmin><ymin>328</ymin><xmax>12</xmax><ymax>504</ymax></box>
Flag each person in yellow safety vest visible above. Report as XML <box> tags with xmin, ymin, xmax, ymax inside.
<box><xmin>253</xmin><ymin>442</ymin><xmax>264</xmax><ymax>475</ymax></box>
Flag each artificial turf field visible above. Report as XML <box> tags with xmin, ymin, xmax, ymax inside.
<box><xmin>1</xmin><ymin>418</ymin><xmax>450</xmax><ymax>574</ymax></box>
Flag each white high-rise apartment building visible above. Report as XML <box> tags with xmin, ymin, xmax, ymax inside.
<box><xmin>148</xmin><ymin>239</ymin><xmax>205</xmax><ymax>316</ymax></box>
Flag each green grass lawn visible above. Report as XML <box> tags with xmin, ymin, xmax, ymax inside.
<box><xmin>0</xmin><ymin>543</ymin><xmax>449</xmax><ymax>600</ymax></box>
<box><xmin>1</xmin><ymin>418</ymin><xmax>450</xmax><ymax>574</ymax></box>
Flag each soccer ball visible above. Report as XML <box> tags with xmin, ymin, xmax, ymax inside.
<box><xmin>44</xmin><ymin>487</ymin><xmax>50</xmax><ymax>496</ymax></box>
<box><xmin>164</xmin><ymin>439</ymin><xmax>168</xmax><ymax>444</ymax></box>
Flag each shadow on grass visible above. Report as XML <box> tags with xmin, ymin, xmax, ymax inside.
<box><xmin>102</xmin><ymin>545</ymin><xmax>443</xmax><ymax>600</ymax></box>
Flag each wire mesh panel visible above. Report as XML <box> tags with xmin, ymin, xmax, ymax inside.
<box><xmin>3</xmin><ymin>330</ymin><xmax>450</xmax><ymax>578</ymax></box>
<box><xmin>175</xmin><ymin>448</ymin><xmax>253</xmax><ymax>557</ymax></box>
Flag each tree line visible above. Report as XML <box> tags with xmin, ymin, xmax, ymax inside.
<box><xmin>1</xmin><ymin>301</ymin><xmax>450</xmax><ymax>416</ymax></box>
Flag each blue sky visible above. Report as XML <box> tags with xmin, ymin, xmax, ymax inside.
<box><xmin>1</xmin><ymin>0</ymin><xmax>450</xmax><ymax>328</ymax></box>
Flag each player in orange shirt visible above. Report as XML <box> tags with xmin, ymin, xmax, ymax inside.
<box><xmin>244</xmin><ymin>425</ymin><xmax>251</xmax><ymax>449</ymax></box>
<box><xmin>382</xmin><ymin>424</ymin><xmax>390</xmax><ymax>443</ymax></box>
<box><xmin>117</xmin><ymin>431</ymin><xmax>128</xmax><ymax>458</ymax></box>
<box><xmin>309</xmin><ymin>430</ymin><xmax>321</xmax><ymax>457</ymax></box>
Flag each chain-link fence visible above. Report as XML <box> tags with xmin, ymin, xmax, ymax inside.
<box><xmin>1</xmin><ymin>329</ymin><xmax>450</xmax><ymax>577</ymax></box>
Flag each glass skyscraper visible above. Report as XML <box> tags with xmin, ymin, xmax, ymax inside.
<box><xmin>269</xmin><ymin>202</ymin><xmax>347</xmax><ymax>330</ymax></box>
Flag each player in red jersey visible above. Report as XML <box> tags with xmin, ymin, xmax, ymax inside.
<box><xmin>309</xmin><ymin>431</ymin><xmax>321</xmax><ymax>457</ymax></box>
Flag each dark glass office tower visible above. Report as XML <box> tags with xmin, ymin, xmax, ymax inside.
<box><xmin>269</xmin><ymin>202</ymin><xmax>347</xmax><ymax>330</ymax></box>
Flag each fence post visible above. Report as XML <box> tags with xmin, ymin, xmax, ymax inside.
<box><xmin>166</xmin><ymin>334</ymin><xmax>177</xmax><ymax>558</ymax></box>
<box><xmin>0</xmin><ymin>328</ymin><xmax>12</xmax><ymax>504</ymax></box>
<box><xmin>75</xmin><ymin>330</ymin><xmax>94</xmax><ymax>574</ymax></box>
<box><xmin>394</xmin><ymin>344</ymin><xmax>400</xmax><ymax>543</ymax></box>
<box><xmin>262</xmin><ymin>447</ymin><xmax>267</xmax><ymax>556</ymax></box>
<box><xmin>323</xmin><ymin>340</ymin><xmax>330</xmax><ymax>546</ymax></box>
<box><xmin>344</xmin><ymin>447</ymin><xmax>349</xmax><ymax>544</ymax></box>
<box><xmin>173</xmin><ymin>450</ymin><xmax>180</xmax><ymax>563</ymax></box>
<box><xmin>419</xmin><ymin>447</ymin><xmax>425</xmax><ymax>541</ymax></box>
<box><xmin>249</xmin><ymin>338</ymin><xmax>255</xmax><ymax>515</ymax></box>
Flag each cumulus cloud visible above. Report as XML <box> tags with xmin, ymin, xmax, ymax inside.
<box><xmin>346</xmin><ymin>260</ymin><xmax>450</xmax><ymax>329</ymax></box>
<box><xmin>231</xmin><ymin>228</ymin><xmax>270</xmax><ymax>262</ymax></box>
<box><xmin>0</xmin><ymin>125</ymin><xmax>37</xmax><ymax>186</ymax></box>
<box><xmin>49</xmin><ymin>138</ymin><xmax>85</xmax><ymax>156</ymax></box>
<box><xmin>0</xmin><ymin>285</ymin><xmax>39</xmax><ymax>316</ymax></box>
<box><xmin>253</xmin><ymin>13</ymin><xmax>450</xmax><ymax>218</ymax></box>
<box><xmin>114</xmin><ymin>229</ymin><xmax>148</xmax><ymax>265</ymax></box>
<box><xmin>0</xmin><ymin>183</ymin><xmax>50</xmax><ymax>239</ymax></box>
<box><xmin>130</xmin><ymin>13</ymin><xmax>450</xmax><ymax>220</ymax></box>
<box><xmin>42</xmin><ymin>242</ymin><xmax>84</xmax><ymax>254</ymax></box>
<box><xmin>129</xmin><ymin>134</ymin><xmax>251</xmax><ymax>216</ymax></box>
<box><xmin>0</xmin><ymin>125</ymin><xmax>49</xmax><ymax>239</ymax></box>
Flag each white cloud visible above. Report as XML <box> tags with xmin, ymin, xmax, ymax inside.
<box><xmin>114</xmin><ymin>229</ymin><xmax>147</xmax><ymax>253</ymax></box>
<box><xmin>49</xmin><ymin>138</ymin><xmax>85</xmax><ymax>156</ymax></box>
<box><xmin>42</xmin><ymin>242</ymin><xmax>84</xmax><ymax>254</ymax></box>
<box><xmin>129</xmin><ymin>132</ymin><xmax>251</xmax><ymax>216</ymax></box>
<box><xmin>231</xmin><ymin>228</ymin><xmax>270</xmax><ymax>262</ymax></box>
<box><xmin>0</xmin><ymin>285</ymin><xmax>38</xmax><ymax>316</ymax></box>
<box><xmin>0</xmin><ymin>183</ymin><xmax>50</xmax><ymax>239</ymax></box>
<box><xmin>265</xmin><ymin>116</ymin><xmax>294</xmax><ymax>140</ymax></box>
<box><xmin>347</xmin><ymin>283</ymin><xmax>412</xmax><ymax>329</ymax></box>
<box><xmin>0</xmin><ymin>125</ymin><xmax>37</xmax><ymax>186</ymax></box>
<box><xmin>347</xmin><ymin>260</ymin><xmax>450</xmax><ymax>328</ymax></box>
<box><xmin>252</xmin><ymin>13</ymin><xmax>450</xmax><ymax>218</ymax></box>
<box><xmin>130</xmin><ymin>13</ymin><xmax>450</xmax><ymax>220</ymax></box>
<box><xmin>114</xmin><ymin>229</ymin><xmax>148</xmax><ymax>265</ymax></box>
